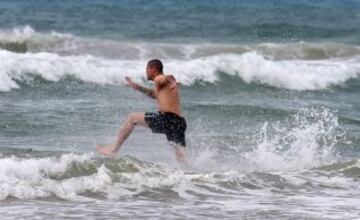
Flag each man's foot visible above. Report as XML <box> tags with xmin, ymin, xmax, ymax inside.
<box><xmin>96</xmin><ymin>144</ymin><xmax>118</xmax><ymax>157</ymax></box>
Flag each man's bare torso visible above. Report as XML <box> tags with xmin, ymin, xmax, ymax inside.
<box><xmin>154</xmin><ymin>74</ymin><xmax>182</xmax><ymax>116</ymax></box>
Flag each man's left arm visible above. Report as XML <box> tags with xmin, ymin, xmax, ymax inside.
<box><xmin>155</xmin><ymin>75</ymin><xmax>177</xmax><ymax>89</ymax></box>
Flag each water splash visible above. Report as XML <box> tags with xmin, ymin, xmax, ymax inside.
<box><xmin>242</xmin><ymin>107</ymin><xmax>343</xmax><ymax>171</ymax></box>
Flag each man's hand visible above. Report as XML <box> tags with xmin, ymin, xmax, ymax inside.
<box><xmin>125</xmin><ymin>77</ymin><xmax>139</xmax><ymax>90</ymax></box>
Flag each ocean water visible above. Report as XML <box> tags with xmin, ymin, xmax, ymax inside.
<box><xmin>0</xmin><ymin>0</ymin><xmax>360</xmax><ymax>219</ymax></box>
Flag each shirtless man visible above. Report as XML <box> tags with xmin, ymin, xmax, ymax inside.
<box><xmin>96</xmin><ymin>59</ymin><xmax>188</xmax><ymax>163</ymax></box>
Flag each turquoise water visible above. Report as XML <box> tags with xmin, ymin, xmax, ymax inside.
<box><xmin>0</xmin><ymin>1</ymin><xmax>360</xmax><ymax>219</ymax></box>
<box><xmin>1</xmin><ymin>0</ymin><xmax>360</xmax><ymax>43</ymax></box>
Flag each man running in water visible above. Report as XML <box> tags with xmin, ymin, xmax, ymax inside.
<box><xmin>96</xmin><ymin>59</ymin><xmax>188</xmax><ymax>163</ymax></box>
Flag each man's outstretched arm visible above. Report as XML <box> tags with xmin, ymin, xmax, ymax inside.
<box><xmin>125</xmin><ymin>77</ymin><xmax>156</xmax><ymax>99</ymax></box>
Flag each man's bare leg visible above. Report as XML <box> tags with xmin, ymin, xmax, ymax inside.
<box><xmin>173</xmin><ymin>145</ymin><xmax>190</xmax><ymax>165</ymax></box>
<box><xmin>96</xmin><ymin>112</ymin><xmax>147</xmax><ymax>156</ymax></box>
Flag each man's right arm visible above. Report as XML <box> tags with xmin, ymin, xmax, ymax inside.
<box><xmin>125</xmin><ymin>77</ymin><xmax>156</xmax><ymax>99</ymax></box>
<box><xmin>135</xmin><ymin>84</ymin><xmax>156</xmax><ymax>98</ymax></box>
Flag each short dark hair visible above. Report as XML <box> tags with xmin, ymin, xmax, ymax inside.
<box><xmin>147</xmin><ymin>59</ymin><xmax>163</xmax><ymax>73</ymax></box>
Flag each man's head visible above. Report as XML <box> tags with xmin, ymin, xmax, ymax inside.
<box><xmin>146</xmin><ymin>59</ymin><xmax>163</xmax><ymax>80</ymax></box>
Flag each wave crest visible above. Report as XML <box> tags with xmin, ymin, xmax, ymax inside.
<box><xmin>0</xmin><ymin>49</ymin><xmax>359</xmax><ymax>92</ymax></box>
<box><xmin>0</xmin><ymin>26</ymin><xmax>75</xmax><ymax>53</ymax></box>
<box><xmin>0</xmin><ymin>150</ymin><xmax>358</xmax><ymax>201</ymax></box>
<box><xmin>1</xmin><ymin>26</ymin><xmax>360</xmax><ymax>60</ymax></box>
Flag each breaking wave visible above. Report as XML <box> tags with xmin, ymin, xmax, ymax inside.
<box><xmin>0</xmin><ymin>107</ymin><xmax>354</xmax><ymax>201</ymax></box>
<box><xmin>1</xmin><ymin>26</ymin><xmax>360</xmax><ymax>60</ymax></box>
<box><xmin>0</xmin><ymin>49</ymin><xmax>359</xmax><ymax>92</ymax></box>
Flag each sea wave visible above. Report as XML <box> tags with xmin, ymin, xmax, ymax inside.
<box><xmin>189</xmin><ymin>106</ymin><xmax>346</xmax><ymax>173</ymax></box>
<box><xmin>0</xmin><ymin>150</ymin><xmax>358</xmax><ymax>201</ymax></box>
<box><xmin>0</xmin><ymin>26</ymin><xmax>75</xmax><ymax>53</ymax></box>
<box><xmin>1</xmin><ymin>26</ymin><xmax>360</xmax><ymax>60</ymax></box>
<box><xmin>240</xmin><ymin>107</ymin><xmax>342</xmax><ymax>171</ymax></box>
<box><xmin>0</xmin><ymin>153</ymin><xmax>108</xmax><ymax>201</ymax></box>
<box><xmin>0</xmin><ymin>106</ymin><xmax>351</xmax><ymax>201</ymax></box>
<box><xmin>0</xmin><ymin>48</ymin><xmax>359</xmax><ymax>92</ymax></box>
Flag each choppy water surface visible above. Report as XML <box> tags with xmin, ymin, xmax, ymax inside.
<box><xmin>0</xmin><ymin>0</ymin><xmax>360</xmax><ymax>219</ymax></box>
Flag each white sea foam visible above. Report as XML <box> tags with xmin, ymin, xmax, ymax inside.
<box><xmin>0</xmin><ymin>26</ymin><xmax>359</xmax><ymax>92</ymax></box>
<box><xmin>0</xmin><ymin>49</ymin><xmax>359</xmax><ymax>92</ymax></box>
<box><xmin>0</xmin><ymin>26</ymin><xmax>36</xmax><ymax>43</ymax></box>
<box><xmin>0</xmin><ymin>26</ymin><xmax>74</xmax><ymax>43</ymax></box>
<box><xmin>0</xmin><ymin>149</ymin><xmax>358</xmax><ymax>202</ymax></box>
<box><xmin>0</xmin><ymin>153</ymin><xmax>112</xmax><ymax>200</ymax></box>
<box><xmin>240</xmin><ymin>108</ymin><xmax>342</xmax><ymax>171</ymax></box>
<box><xmin>189</xmin><ymin>107</ymin><xmax>344</xmax><ymax>173</ymax></box>
<box><xmin>0</xmin><ymin>26</ymin><xmax>75</xmax><ymax>52</ymax></box>
<box><xmin>0</xmin><ymin>151</ymin><xmax>228</xmax><ymax>200</ymax></box>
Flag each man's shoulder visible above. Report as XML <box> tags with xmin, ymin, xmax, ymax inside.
<box><xmin>154</xmin><ymin>74</ymin><xmax>167</xmax><ymax>82</ymax></box>
<box><xmin>154</xmin><ymin>74</ymin><xmax>178</xmax><ymax>89</ymax></box>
